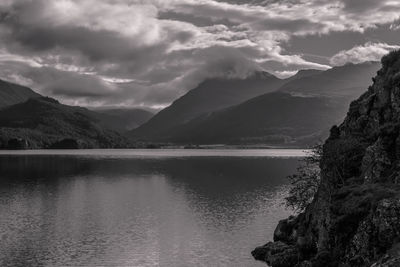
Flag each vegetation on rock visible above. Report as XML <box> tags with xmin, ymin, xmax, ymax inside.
<box><xmin>285</xmin><ymin>144</ymin><xmax>322</xmax><ymax>212</ymax></box>
<box><xmin>253</xmin><ymin>50</ymin><xmax>400</xmax><ymax>266</ymax></box>
<box><xmin>0</xmin><ymin>97</ymin><xmax>131</xmax><ymax>149</ymax></box>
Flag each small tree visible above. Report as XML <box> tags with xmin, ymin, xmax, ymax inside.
<box><xmin>285</xmin><ymin>144</ymin><xmax>322</xmax><ymax>212</ymax></box>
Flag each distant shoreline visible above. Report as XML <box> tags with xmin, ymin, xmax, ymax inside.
<box><xmin>0</xmin><ymin>143</ymin><xmax>313</xmax><ymax>151</ymax></box>
<box><xmin>0</xmin><ymin>148</ymin><xmax>310</xmax><ymax>158</ymax></box>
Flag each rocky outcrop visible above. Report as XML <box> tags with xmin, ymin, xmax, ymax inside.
<box><xmin>252</xmin><ymin>241</ymin><xmax>300</xmax><ymax>267</ymax></box>
<box><xmin>253</xmin><ymin>50</ymin><xmax>400</xmax><ymax>266</ymax></box>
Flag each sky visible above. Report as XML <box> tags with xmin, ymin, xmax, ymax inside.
<box><xmin>0</xmin><ymin>0</ymin><xmax>400</xmax><ymax>109</ymax></box>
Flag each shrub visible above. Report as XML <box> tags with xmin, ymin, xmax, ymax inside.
<box><xmin>285</xmin><ymin>144</ymin><xmax>322</xmax><ymax>212</ymax></box>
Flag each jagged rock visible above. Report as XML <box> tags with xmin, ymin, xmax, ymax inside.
<box><xmin>371</xmin><ymin>243</ymin><xmax>400</xmax><ymax>267</ymax></box>
<box><xmin>274</xmin><ymin>216</ymin><xmax>298</xmax><ymax>244</ymax></box>
<box><xmin>252</xmin><ymin>241</ymin><xmax>300</xmax><ymax>267</ymax></box>
<box><xmin>361</xmin><ymin>141</ymin><xmax>391</xmax><ymax>183</ymax></box>
<box><xmin>372</xmin><ymin>257</ymin><xmax>400</xmax><ymax>267</ymax></box>
<box><xmin>253</xmin><ymin>50</ymin><xmax>400</xmax><ymax>267</ymax></box>
<box><xmin>345</xmin><ymin>198</ymin><xmax>400</xmax><ymax>266</ymax></box>
<box><xmin>295</xmin><ymin>261</ymin><xmax>312</xmax><ymax>267</ymax></box>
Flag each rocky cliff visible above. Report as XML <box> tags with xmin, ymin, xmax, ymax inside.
<box><xmin>252</xmin><ymin>51</ymin><xmax>400</xmax><ymax>266</ymax></box>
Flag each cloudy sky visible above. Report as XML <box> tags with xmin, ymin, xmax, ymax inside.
<box><xmin>0</xmin><ymin>0</ymin><xmax>400</xmax><ymax>109</ymax></box>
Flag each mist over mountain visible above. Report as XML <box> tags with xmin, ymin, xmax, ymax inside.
<box><xmin>252</xmin><ymin>48</ymin><xmax>400</xmax><ymax>267</ymax></box>
<box><xmin>130</xmin><ymin>71</ymin><xmax>287</xmax><ymax>140</ymax></box>
<box><xmin>279</xmin><ymin>62</ymin><xmax>380</xmax><ymax>97</ymax></box>
<box><xmin>0</xmin><ymin>61</ymin><xmax>382</xmax><ymax>148</ymax></box>
<box><xmin>285</xmin><ymin>69</ymin><xmax>323</xmax><ymax>81</ymax></box>
<box><xmin>1</xmin><ymin>1</ymin><xmax>400</xmax><ymax>266</ymax></box>
<box><xmin>130</xmin><ymin>62</ymin><xmax>381</xmax><ymax>146</ymax></box>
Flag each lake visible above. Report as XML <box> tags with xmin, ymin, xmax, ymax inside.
<box><xmin>0</xmin><ymin>149</ymin><xmax>305</xmax><ymax>266</ymax></box>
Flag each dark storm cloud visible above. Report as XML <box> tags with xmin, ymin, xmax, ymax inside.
<box><xmin>341</xmin><ymin>0</ymin><xmax>383</xmax><ymax>13</ymax></box>
<box><xmin>248</xmin><ymin>18</ymin><xmax>323</xmax><ymax>33</ymax></box>
<box><xmin>37</xmin><ymin>69</ymin><xmax>117</xmax><ymax>98</ymax></box>
<box><xmin>0</xmin><ymin>62</ymin><xmax>116</xmax><ymax>97</ymax></box>
<box><xmin>0</xmin><ymin>0</ymin><xmax>399</xmax><ymax>107</ymax></box>
<box><xmin>0</xmin><ymin>0</ymin><xmax>193</xmax><ymax>66</ymax></box>
<box><xmin>284</xmin><ymin>23</ymin><xmax>400</xmax><ymax>66</ymax></box>
<box><xmin>7</xmin><ymin>24</ymin><xmax>158</xmax><ymax>62</ymax></box>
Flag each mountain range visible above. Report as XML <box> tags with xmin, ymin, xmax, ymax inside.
<box><xmin>161</xmin><ymin>92</ymin><xmax>350</xmax><ymax>146</ymax></box>
<box><xmin>93</xmin><ymin>108</ymin><xmax>154</xmax><ymax>132</ymax></box>
<box><xmin>0</xmin><ymin>61</ymin><xmax>381</xmax><ymax>148</ymax></box>
<box><xmin>0</xmin><ymin>80</ymin><xmax>153</xmax><ymax>149</ymax></box>
<box><xmin>130</xmin><ymin>72</ymin><xmax>288</xmax><ymax>140</ymax></box>
<box><xmin>130</xmin><ymin>61</ymin><xmax>381</xmax><ymax>146</ymax></box>
<box><xmin>278</xmin><ymin>61</ymin><xmax>379</xmax><ymax>97</ymax></box>
<box><xmin>0</xmin><ymin>97</ymin><xmax>131</xmax><ymax>149</ymax></box>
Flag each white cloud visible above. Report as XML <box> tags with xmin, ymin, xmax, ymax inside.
<box><xmin>0</xmin><ymin>0</ymin><xmax>400</xmax><ymax>107</ymax></box>
<box><xmin>330</xmin><ymin>42</ymin><xmax>400</xmax><ymax>66</ymax></box>
<box><xmin>274</xmin><ymin>70</ymin><xmax>297</xmax><ymax>79</ymax></box>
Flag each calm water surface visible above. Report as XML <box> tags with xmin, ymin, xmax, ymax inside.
<box><xmin>0</xmin><ymin>149</ymin><xmax>304</xmax><ymax>266</ymax></box>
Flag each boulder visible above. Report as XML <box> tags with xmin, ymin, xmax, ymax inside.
<box><xmin>252</xmin><ymin>241</ymin><xmax>300</xmax><ymax>267</ymax></box>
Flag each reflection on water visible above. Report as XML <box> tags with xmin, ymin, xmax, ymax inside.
<box><xmin>0</xmin><ymin>151</ymin><xmax>301</xmax><ymax>266</ymax></box>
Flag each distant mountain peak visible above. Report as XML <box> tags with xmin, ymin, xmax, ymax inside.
<box><xmin>338</xmin><ymin>60</ymin><xmax>379</xmax><ymax>67</ymax></box>
<box><xmin>206</xmin><ymin>70</ymin><xmax>277</xmax><ymax>82</ymax></box>
<box><xmin>295</xmin><ymin>69</ymin><xmax>321</xmax><ymax>75</ymax></box>
<box><xmin>286</xmin><ymin>69</ymin><xmax>323</xmax><ymax>81</ymax></box>
<box><xmin>130</xmin><ymin>69</ymin><xmax>287</xmax><ymax>140</ymax></box>
<box><xmin>249</xmin><ymin>71</ymin><xmax>279</xmax><ymax>80</ymax></box>
<box><xmin>278</xmin><ymin>61</ymin><xmax>381</xmax><ymax>97</ymax></box>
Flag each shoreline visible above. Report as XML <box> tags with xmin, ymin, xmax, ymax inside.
<box><xmin>0</xmin><ymin>148</ymin><xmax>309</xmax><ymax>158</ymax></box>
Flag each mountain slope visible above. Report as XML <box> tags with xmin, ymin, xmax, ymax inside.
<box><xmin>0</xmin><ymin>79</ymin><xmax>42</xmax><ymax>108</ymax></box>
<box><xmin>93</xmin><ymin>108</ymin><xmax>153</xmax><ymax>132</ymax></box>
<box><xmin>285</xmin><ymin>69</ymin><xmax>323</xmax><ymax>81</ymax></box>
<box><xmin>160</xmin><ymin>92</ymin><xmax>351</xmax><ymax>146</ymax></box>
<box><xmin>130</xmin><ymin>62</ymin><xmax>380</xmax><ymax>145</ymax></box>
<box><xmin>130</xmin><ymin>72</ymin><xmax>287</xmax><ymax>140</ymax></box>
<box><xmin>279</xmin><ymin>61</ymin><xmax>380</xmax><ymax>97</ymax></box>
<box><xmin>0</xmin><ymin>97</ymin><xmax>130</xmax><ymax>149</ymax></box>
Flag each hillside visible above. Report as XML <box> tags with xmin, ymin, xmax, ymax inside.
<box><xmin>279</xmin><ymin>61</ymin><xmax>380</xmax><ymax>97</ymax></box>
<box><xmin>252</xmin><ymin>51</ymin><xmax>400</xmax><ymax>266</ymax></box>
<box><xmin>155</xmin><ymin>92</ymin><xmax>351</xmax><ymax>146</ymax></box>
<box><xmin>0</xmin><ymin>79</ymin><xmax>42</xmax><ymax>108</ymax></box>
<box><xmin>93</xmin><ymin>108</ymin><xmax>154</xmax><ymax>132</ymax></box>
<box><xmin>130</xmin><ymin>63</ymin><xmax>380</xmax><ymax>146</ymax></box>
<box><xmin>0</xmin><ymin>97</ymin><xmax>130</xmax><ymax>149</ymax></box>
<box><xmin>285</xmin><ymin>69</ymin><xmax>323</xmax><ymax>81</ymax></box>
<box><xmin>130</xmin><ymin>71</ymin><xmax>287</xmax><ymax>140</ymax></box>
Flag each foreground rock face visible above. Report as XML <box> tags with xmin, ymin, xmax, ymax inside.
<box><xmin>252</xmin><ymin>241</ymin><xmax>299</xmax><ymax>267</ymax></box>
<box><xmin>253</xmin><ymin>51</ymin><xmax>400</xmax><ymax>266</ymax></box>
